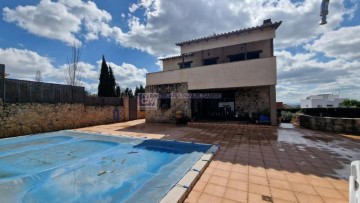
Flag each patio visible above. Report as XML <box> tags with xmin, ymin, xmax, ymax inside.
<box><xmin>77</xmin><ymin>120</ymin><xmax>360</xmax><ymax>203</ymax></box>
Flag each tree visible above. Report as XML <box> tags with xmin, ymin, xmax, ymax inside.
<box><xmin>108</xmin><ymin>65</ymin><xmax>116</xmax><ymax>97</ymax></box>
<box><xmin>139</xmin><ymin>84</ymin><xmax>145</xmax><ymax>94</ymax></box>
<box><xmin>134</xmin><ymin>86</ymin><xmax>140</xmax><ymax>96</ymax></box>
<box><xmin>35</xmin><ymin>70</ymin><xmax>42</xmax><ymax>82</ymax></box>
<box><xmin>115</xmin><ymin>85</ymin><xmax>121</xmax><ymax>97</ymax></box>
<box><xmin>98</xmin><ymin>55</ymin><xmax>109</xmax><ymax>97</ymax></box>
<box><xmin>65</xmin><ymin>44</ymin><xmax>82</xmax><ymax>86</ymax></box>
<box><xmin>340</xmin><ymin>99</ymin><xmax>360</xmax><ymax>108</ymax></box>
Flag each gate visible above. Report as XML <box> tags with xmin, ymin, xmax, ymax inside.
<box><xmin>129</xmin><ymin>97</ymin><xmax>137</xmax><ymax>120</ymax></box>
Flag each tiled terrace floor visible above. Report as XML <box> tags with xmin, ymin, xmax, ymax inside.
<box><xmin>77</xmin><ymin>120</ymin><xmax>360</xmax><ymax>203</ymax></box>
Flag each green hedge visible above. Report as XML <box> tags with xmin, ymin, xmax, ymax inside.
<box><xmin>300</xmin><ymin>108</ymin><xmax>360</xmax><ymax>118</ymax></box>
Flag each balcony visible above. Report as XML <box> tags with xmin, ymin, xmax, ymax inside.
<box><xmin>147</xmin><ymin>57</ymin><xmax>276</xmax><ymax>90</ymax></box>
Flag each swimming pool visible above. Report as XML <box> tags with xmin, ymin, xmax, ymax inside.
<box><xmin>0</xmin><ymin>130</ymin><xmax>218</xmax><ymax>203</ymax></box>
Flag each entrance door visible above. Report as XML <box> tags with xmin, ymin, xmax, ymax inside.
<box><xmin>129</xmin><ymin>97</ymin><xmax>137</xmax><ymax>120</ymax></box>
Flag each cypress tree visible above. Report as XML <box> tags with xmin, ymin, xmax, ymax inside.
<box><xmin>108</xmin><ymin>65</ymin><xmax>116</xmax><ymax>97</ymax></box>
<box><xmin>115</xmin><ymin>85</ymin><xmax>121</xmax><ymax>97</ymax></box>
<box><xmin>98</xmin><ymin>55</ymin><xmax>109</xmax><ymax>97</ymax></box>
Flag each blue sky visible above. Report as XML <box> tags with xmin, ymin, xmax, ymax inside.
<box><xmin>0</xmin><ymin>0</ymin><xmax>359</xmax><ymax>103</ymax></box>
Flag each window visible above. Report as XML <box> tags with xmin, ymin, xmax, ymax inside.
<box><xmin>227</xmin><ymin>53</ymin><xmax>245</xmax><ymax>62</ymax></box>
<box><xmin>160</xmin><ymin>93</ymin><xmax>171</xmax><ymax>109</ymax></box>
<box><xmin>317</xmin><ymin>105</ymin><xmax>322</xmax><ymax>108</ymax></box>
<box><xmin>178</xmin><ymin>61</ymin><xmax>192</xmax><ymax>69</ymax></box>
<box><xmin>246</xmin><ymin>50</ymin><xmax>262</xmax><ymax>60</ymax></box>
<box><xmin>203</xmin><ymin>57</ymin><xmax>218</xmax><ymax>65</ymax></box>
<box><xmin>326</xmin><ymin>105</ymin><xmax>333</xmax><ymax>107</ymax></box>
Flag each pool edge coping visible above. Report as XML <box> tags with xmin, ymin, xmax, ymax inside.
<box><xmin>160</xmin><ymin>144</ymin><xmax>220</xmax><ymax>203</ymax></box>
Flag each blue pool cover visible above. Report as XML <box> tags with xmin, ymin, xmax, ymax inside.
<box><xmin>0</xmin><ymin>130</ymin><xmax>213</xmax><ymax>203</ymax></box>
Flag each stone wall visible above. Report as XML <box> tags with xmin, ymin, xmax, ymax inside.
<box><xmin>299</xmin><ymin>114</ymin><xmax>360</xmax><ymax>134</ymax></box>
<box><xmin>145</xmin><ymin>83</ymin><xmax>190</xmax><ymax>123</ymax></box>
<box><xmin>234</xmin><ymin>86</ymin><xmax>271</xmax><ymax>115</ymax></box>
<box><xmin>0</xmin><ymin>99</ymin><xmax>124</xmax><ymax>138</ymax></box>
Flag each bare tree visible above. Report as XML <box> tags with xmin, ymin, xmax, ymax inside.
<box><xmin>35</xmin><ymin>70</ymin><xmax>42</xmax><ymax>82</ymax></box>
<box><xmin>65</xmin><ymin>44</ymin><xmax>82</xmax><ymax>86</ymax></box>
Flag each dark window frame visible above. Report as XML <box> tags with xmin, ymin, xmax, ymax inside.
<box><xmin>227</xmin><ymin>53</ymin><xmax>246</xmax><ymax>62</ymax></box>
<box><xmin>246</xmin><ymin>50</ymin><xmax>263</xmax><ymax>60</ymax></box>
<box><xmin>178</xmin><ymin>61</ymin><xmax>193</xmax><ymax>69</ymax></box>
<box><xmin>159</xmin><ymin>93</ymin><xmax>171</xmax><ymax>109</ymax></box>
<box><xmin>203</xmin><ymin>57</ymin><xmax>219</xmax><ymax>66</ymax></box>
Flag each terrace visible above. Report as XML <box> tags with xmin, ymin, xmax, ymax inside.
<box><xmin>78</xmin><ymin>120</ymin><xmax>359</xmax><ymax>203</ymax></box>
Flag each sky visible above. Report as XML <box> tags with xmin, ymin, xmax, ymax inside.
<box><xmin>0</xmin><ymin>0</ymin><xmax>359</xmax><ymax>104</ymax></box>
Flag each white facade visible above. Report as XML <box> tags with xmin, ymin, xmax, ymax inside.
<box><xmin>300</xmin><ymin>94</ymin><xmax>346</xmax><ymax>108</ymax></box>
<box><xmin>146</xmin><ymin>19</ymin><xmax>281</xmax><ymax>125</ymax></box>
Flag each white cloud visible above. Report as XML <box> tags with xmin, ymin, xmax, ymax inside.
<box><xmin>0</xmin><ymin>47</ymin><xmax>147</xmax><ymax>94</ymax></box>
<box><xmin>306</xmin><ymin>25</ymin><xmax>360</xmax><ymax>61</ymax></box>
<box><xmin>276</xmin><ymin>50</ymin><xmax>360</xmax><ymax>103</ymax></box>
<box><xmin>0</xmin><ymin>47</ymin><xmax>55</xmax><ymax>80</ymax></box>
<box><xmin>101</xmin><ymin>61</ymin><xmax>147</xmax><ymax>90</ymax></box>
<box><xmin>2</xmin><ymin>0</ymin><xmax>115</xmax><ymax>46</ymax></box>
<box><xmin>114</xmin><ymin>0</ymin><xmax>356</xmax><ymax>56</ymax></box>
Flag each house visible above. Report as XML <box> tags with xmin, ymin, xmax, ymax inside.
<box><xmin>300</xmin><ymin>94</ymin><xmax>346</xmax><ymax>108</ymax></box>
<box><xmin>145</xmin><ymin>19</ymin><xmax>282</xmax><ymax>125</ymax></box>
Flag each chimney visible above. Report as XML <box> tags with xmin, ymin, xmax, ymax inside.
<box><xmin>263</xmin><ymin>19</ymin><xmax>272</xmax><ymax>25</ymax></box>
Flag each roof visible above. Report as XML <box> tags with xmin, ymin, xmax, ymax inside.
<box><xmin>159</xmin><ymin>53</ymin><xmax>193</xmax><ymax>61</ymax></box>
<box><xmin>175</xmin><ymin>20</ymin><xmax>282</xmax><ymax>46</ymax></box>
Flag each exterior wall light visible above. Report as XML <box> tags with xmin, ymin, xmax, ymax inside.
<box><xmin>319</xmin><ymin>0</ymin><xmax>330</xmax><ymax>25</ymax></box>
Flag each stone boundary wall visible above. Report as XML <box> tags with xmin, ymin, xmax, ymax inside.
<box><xmin>299</xmin><ymin>114</ymin><xmax>360</xmax><ymax>134</ymax></box>
<box><xmin>0</xmin><ymin>99</ymin><xmax>124</xmax><ymax>138</ymax></box>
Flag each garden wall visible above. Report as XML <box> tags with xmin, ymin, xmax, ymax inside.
<box><xmin>0</xmin><ymin>99</ymin><xmax>124</xmax><ymax>138</ymax></box>
<box><xmin>299</xmin><ymin>114</ymin><xmax>360</xmax><ymax>134</ymax></box>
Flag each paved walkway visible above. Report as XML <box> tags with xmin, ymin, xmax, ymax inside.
<box><xmin>77</xmin><ymin>120</ymin><xmax>360</xmax><ymax>203</ymax></box>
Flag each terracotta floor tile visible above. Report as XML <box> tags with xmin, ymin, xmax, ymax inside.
<box><xmin>224</xmin><ymin>188</ymin><xmax>247</xmax><ymax>202</ymax></box>
<box><xmin>273</xmin><ymin>198</ymin><xmax>297</xmax><ymax>203</ymax></box>
<box><xmin>213</xmin><ymin>168</ymin><xmax>231</xmax><ymax>178</ymax></box>
<box><xmin>185</xmin><ymin>190</ymin><xmax>201</xmax><ymax>203</ymax></box>
<box><xmin>286</xmin><ymin>174</ymin><xmax>310</xmax><ymax>184</ymax></box>
<box><xmin>313</xmin><ymin>186</ymin><xmax>345</xmax><ymax>200</ymax></box>
<box><xmin>193</xmin><ymin>181</ymin><xmax>207</xmax><ymax>192</ymax></box>
<box><xmin>249</xmin><ymin>175</ymin><xmax>269</xmax><ymax>186</ymax></box>
<box><xmin>290</xmin><ymin>183</ymin><xmax>318</xmax><ymax>195</ymax></box>
<box><xmin>222</xmin><ymin>198</ymin><xmax>239</xmax><ymax>203</ymax></box>
<box><xmin>322</xmin><ymin>197</ymin><xmax>348</xmax><ymax>203</ymax></box>
<box><xmin>208</xmin><ymin>175</ymin><xmax>228</xmax><ymax>187</ymax></box>
<box><xmin>227</xmin><ymin>180</ymin><xmax>248</xmax><ymax>191</ymax></box>
<box><xmin>230</xmin><ymin>172</ymin><xmax>248</xmax><ymax>182</ymax></box>
<box><xmin>217</xmin><ymin>163</ymin><xmax>233</xmax><ymax>171</ymax></box>
<box><xmin>231</xmin><ymin>164</ymin><xmax>248</xmax><ymax>174</ymax></box>
<box><xmin>203</xmin><ymin>183</ymin><xmax>226</xmax><ymax>197</ymax></box>
<box><xmin>199</xmin><ymin>173</ymin><xmax>211</xmax><ymax>182</ymax></box>
<box><xmin>271</xmin><ymin>188</ymin><xmax>298</xmax><ymax>202</ymax></box>
<box><xmin>249</xmin><ymin>168</ymin><xmax>267</xmax><ymax>177</ymax></box>
<box><xmin>339</xmin><ymin>190</ymin><xmax>348</xmax><ymax>199</ymax></box>
<box><xmin>269</xmin><ymin>179</ymin><xmax>292</xmax><ymax>190</ymax></box>
<box><xmin>330</xmin><ymin>180</ymin><xmax>349</xmax><ymax>191</ymax></box>
<box><xmin>248</xmin><ymin>193</ymin><xmax>273</xmax><ymax>203</ymax></box>
<box><xmin>308</xmin><ymin>178</ymin><xmax>335</xmax><ymax>189</ymax></box>
<box><xmin>266</xmin><ymin>171</ymin><xmax>287</xmax><ymax>181</ymax></box>
<box><xmin>197</xmin><ymin>193</ymin><xmax>222</xmax><ymax>203</ymax></box>
<box><xmin>295</xmin><ymin>192</ymin><xmax>323</xmax><ymax>203</ymax></box>
<box><xmin>249</xmin><ymin>183</ymin><xmax>271</xmax><ymax>196</ymax></box>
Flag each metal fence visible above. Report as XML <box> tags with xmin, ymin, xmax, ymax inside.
<box><xmin>3</xmin><ymin>79</ymin><xmax>85</xmax><ymax>103</ymax></box>
<box><xmin>85</xmin><ymin>96</ymin><xmax>123</xmax><ymax>106</ymax></box>
<box><xmin>0</xmin><ymin>64</ymin><xmax>123</xmax><ymax>106</ymax></box>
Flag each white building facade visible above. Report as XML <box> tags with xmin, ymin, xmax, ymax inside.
<box><xmin>300</xmin><ymin>94</ymin><xmax>346</xmax><ymax>108</ymax></box>
<box><xmin>146</xmin><ymin>19</ymin><xmax>281</xmax><ymax>125</ymax></box>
